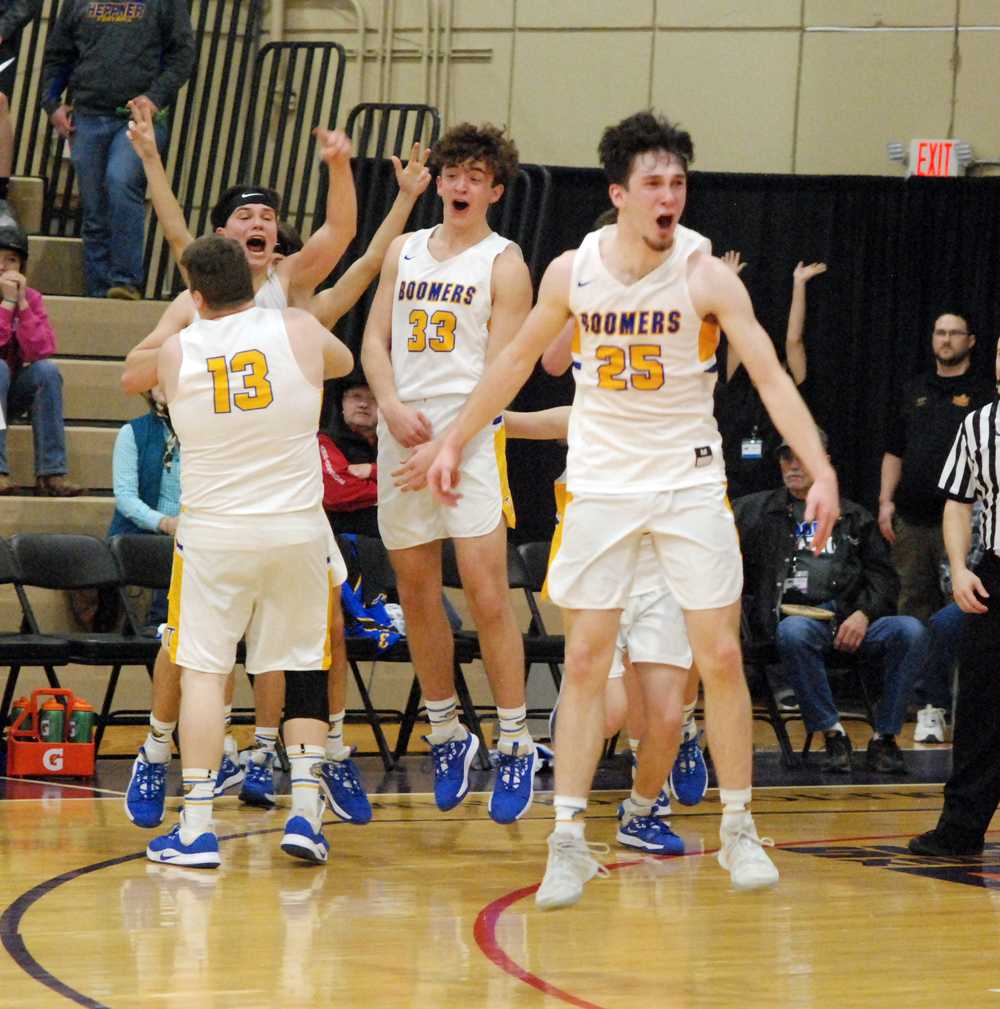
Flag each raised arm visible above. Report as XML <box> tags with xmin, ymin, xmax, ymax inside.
<box><xmin>487</xmin><ymin>245</ymin><xmax>533</xmax><ymax>364</ymax></box>
<box><xmin>689</xmin><ymin>253</ymin><xmax>838</xmax><ymax>549</ymax></box>
<box><xmin>122</xmin><ymin>293</ymin><xmax>193</xmax><ymax>394</ymax></box>
<box><xmin>128</xmin><ymin>100</ymin><xmax>194</xmax><ymax>268</ymax></box>
<box><xmin>785</xmin><ymin>261</ymin><xmax>826</xmax><ymax>386</ymax></box>
<box><xmin>427</xmin><ymin>253</ymin><xmax>574</xmax><ymax>502</ymax></box>
<box><xmin>281</xmin><ymin>129</ymin><xmax>357</xmax><ymax>307</ymax></box>
<box><xmin>310</xmin><ymin>143</ymin><xmax>430</xmax><ymax>330</ymax></box>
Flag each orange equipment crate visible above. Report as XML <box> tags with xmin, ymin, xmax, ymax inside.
<box><xmin>6</xmin><ymin>688</ymin><xmax>97</xmax><ymax>777</ymax></box>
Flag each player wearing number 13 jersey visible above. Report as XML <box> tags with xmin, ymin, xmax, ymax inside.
<box><xmin>425</xmin><ymin>111</ymin><xmax>839</xmax><ymax>906</ymax></box>
<box><xmin>133</xmin><ymin>237</ymin><xmax>355</xmax><ymax>870</ymax></box>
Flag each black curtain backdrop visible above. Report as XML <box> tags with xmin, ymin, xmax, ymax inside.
<box><xmin>506</xmin><ymin>168</ymin><xmax>1000</xmax><ymax>543</ymax></box>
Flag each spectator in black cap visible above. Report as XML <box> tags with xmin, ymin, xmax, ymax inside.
<box><xmin>734</xmin><ymin>430</ymin><xmax>927</xmax><ymax>775</ymax></box>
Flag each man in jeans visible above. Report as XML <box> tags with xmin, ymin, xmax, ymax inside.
<box><xmin>735</xmin><ymin>433</ymin><xmax>928</xmax><ymax>774</ymax></box>
<box><xmin>40</xmin><ymin>0</ymin><xmax>194</xmax><ymax>299</ymax></box>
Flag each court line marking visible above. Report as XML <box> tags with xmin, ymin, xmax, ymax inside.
<box><xmin>0</xmin><ymin>775</ymin><xmax>127</xmax><ymax>797</ymax></box>
<box><xmin>473</xmin><ymin>828</ymin><xmax>1000</xmax><ymax>1009</ymax></box>
<box><xmin>1</xmin><ymin>807</ymin><xmax>989</xmax><ymax>1009</ymax></box>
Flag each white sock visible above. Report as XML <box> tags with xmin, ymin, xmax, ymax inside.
<box><xmin>289</xmin><ymin>744</ymin><xmax>325</xmax><ymax>828</ymax></box>
<box><xmin>252</xmin><ymin>727</ymin><xmax>279</xmax><ymax>764</ymax></box>
<box><xmin>223</xmin><ymin>704</ymin><xmax>233</xmax><ymax>729</ymax></box>
<box><xmin>426</xmin><ymin>695</ymin><xmax>463</xmax><ymax>744</ymax></box>
<box><xmin>681</xmin><ymin>703</ymin><xmax>698</xmax><ymax>741</ymax></box>
<box><xmin>326</xmin><ymin>710</ymin><xmax>351</xmax><ymax>760</ymax></box>
<box><xmin>553</xmin><ymin>794</ymin><xmax>587</xmax><ymax>839</ymax></box>
<box><xmin>497</xmin><ymin>703</ymin><xmax>533</xmax><ymax>755</ymax></box>
<box><xmin>622</xmin><ymin>789</ymin><xmax>656</xmax><ymax>824</ymax></box>
<box><xmin>143</xmin><ymin>716</ymin><xmax>175</xmax><ymax>764</ymax></box>
<box><xmin>825</xmin><ymin>722</ymin><xmax>847</xmax><ymax>737</ymax></box>
<box><xmin>180</xmin><ymin>769</ymin><xmax>215</xmax><ymax>843</ymax></box>
<box><xmin>720</xmin><ymin>787</ymin><xmax>753</xmax><ymax>821</ymax></box>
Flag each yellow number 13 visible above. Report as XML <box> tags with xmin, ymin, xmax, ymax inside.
<box><xmin>207</xmin><ymin>350</ymin><xmax>274</xmax><ymax>413</ymax></box>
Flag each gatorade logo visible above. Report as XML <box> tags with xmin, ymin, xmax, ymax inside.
<box><xmin>43</xmin><ymin>748</ymin><xmax>65</xmax><ymax>772</ymax></box>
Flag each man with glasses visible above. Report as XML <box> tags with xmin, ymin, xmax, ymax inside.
<box><xmin>879</xmin><ymin>312</ymin><xmax>996</xmax><ymax>626</ymax></box>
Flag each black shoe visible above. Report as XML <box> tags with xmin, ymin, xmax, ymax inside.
<box><xmin>823</xmin><ymin>731</ymin><xmax>853</xmax><ymax>773</ymax></box>
<box><xmin>908</xmin><ymin>829</ymin><xmax>984</xmax><ymax>858</ymax></box>
<box><xmin>866</xmin><ymin>735</ymin><xmax>907</xmax><ymax>775</ymax></box>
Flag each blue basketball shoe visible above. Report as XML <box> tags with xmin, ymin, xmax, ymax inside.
<box><xmin>425</xmin><ymin>731</ymin><xmax>480</xmax><ymax>811</ymax></box>
<box><xmin>318</xmin><ymin>756</ymin><xmax>372</xmax><ymax>824</ymax></box>
<box><xmin>146</xmin><ymin>823</ymin><xmax>221</xmax><ymax>868</ymax></box>
<box><xmin>489</xmin><ymin>742</ymin><xmax>539</xmax><ymax>824</ymax></box>
<box><xmin>670</xmin><ymin>731</ymin><xmax>708</xmax><ymax>806</ymax></box>
<box><xmin>214</xmin><ymin>737</ymin><xmax>244</xmax><ymax>797</ymax></box>
<box><xmin>125</xmin><ymin>747</ymin><xmax>168</xmax><ymax>828</ymax></box>
<box><xmin>616</xmin><ymin>811</ymin><xmax>685</xmax><ymax>855</ymax></box>
<box><xmin>280</xmin><ymin>815</ymin><xmax>329</xmax><ymax>864</ymax></box>
<box><xmin>239</xmin><ymin>751</ymin><xmax>277</xmax><ymax>809</ymax></box>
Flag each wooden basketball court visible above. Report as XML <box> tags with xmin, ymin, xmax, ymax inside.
<box><xmin>2</xmin><ymin>780</ymin><xmax>998</xmax><ymax>1009</ymax></box>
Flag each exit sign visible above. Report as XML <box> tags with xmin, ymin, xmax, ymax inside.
<box><xmin>908</xmin><ymin>139</ymin><xmax>964</xmax><ymax>177</ymax></box>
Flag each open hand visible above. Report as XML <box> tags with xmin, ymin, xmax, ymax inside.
<box><xmin>794</xmin><ymin>261</ymin><xmax>828</xmax><ymax>285</ymax></box>
<box><xmin>391</xmin><ymin>142</ymin><xmax>431</xmax><ymax>198</ymax></box>
<box><xmin>721</xmin><ymin>250</ymin><xmax>747</xmax><ymax>275</ymax></box>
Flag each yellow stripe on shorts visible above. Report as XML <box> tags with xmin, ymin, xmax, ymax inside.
<box><xmin>542</xmin><ymin>480</ymin><xmax>571</xmax><ymax>600</ymax></box>
<box><xmin>165</xmin><ymin>544</ymin><xmax>184</xmax><ymax>664</ymax></box>
<box><xmin>493</xmin><ymin>417</ymin><xmax>516</xmax><ymax>529</ymax></box>
<box><xmin>323</xmin><ymin>563</ymin><xmax>336</xmax><ymax>670</ymax></box>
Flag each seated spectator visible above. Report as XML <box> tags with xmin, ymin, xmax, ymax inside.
<box><xmin>320</xmin><ymin>377</ymin><xmax>378</xmax><ymax>537</ymax></box>
<box><xmin>734</xmin><ymin>431</ymin><xmax>928</xmax><ymax>775</ymax></box>
<box><xmin>107</xmin><ymin>386</ymin><xmax>179</xmax><ymax>627</ymax></box>
<box><xmin>0</xmin><ymin>222</ymin><xmax>81</xmax><ymax>496</ymax></box>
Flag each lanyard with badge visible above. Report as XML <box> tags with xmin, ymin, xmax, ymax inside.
<box><xmin>741</xmin><ymin>425</ymin><xmax>763</xmax><ymax>461</ymax></box>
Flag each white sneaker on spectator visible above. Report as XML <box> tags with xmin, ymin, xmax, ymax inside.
<box><xmin>718</xmin><ymin>813</ymin><xmax>779</xmax><ymax>891</ymax></box>
<box><xmin>914</xmin><ymin>705</ymin><xmax>948</xmax><ymax>744</ymax></box>
<box><xmin>535</xmin><ymin>831</ymin><xmax>610</xmax><ymax>910</ymax></box>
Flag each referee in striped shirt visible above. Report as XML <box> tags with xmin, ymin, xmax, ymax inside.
<box><xmin>910</xmin><ymin>340</ymin><xmax>1000</xmax><ymax>857</ymax></box>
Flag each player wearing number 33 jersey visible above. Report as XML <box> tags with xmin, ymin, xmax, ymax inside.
<box><xmin>377</xmin><ymin>226</ymin><xmax>516</xmax><ymax>548</ymax></box>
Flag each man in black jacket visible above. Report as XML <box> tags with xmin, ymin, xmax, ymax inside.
<box><xmin>0</xmin><ymin>0</ymin><xmax>40</xmax><ymax>203</ymax></box>
<box><xmin>41</xmin><ymin>0</ymin><xmax>194</xmax><ymax>299</ymax></box>
<box><xmin>735</xmin><ymin>434</ymin><xmax>929</xmax><ymax>774</ymax></box>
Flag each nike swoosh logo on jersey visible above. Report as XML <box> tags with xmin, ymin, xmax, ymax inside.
<box><xmin>577</xmin><ymin>279</ymin><xmax>594</xmax><ymax>286</ymax></box>
<box><xmin>403</xmin><ymin>253</ymin><xmax>415</xmax><ymax>260</ymax></box>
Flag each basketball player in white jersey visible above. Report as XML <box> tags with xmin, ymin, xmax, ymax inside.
<box><xmin>423</xmin><ymin>111</ymin><xmax>838</xmax><ymax>907</ymax></box>
<box><xmin>361</xmin><ymin>123</ymin><xmax>538</xmax><ymax>823</ymax></box>
<box><xmin>122</xmin><ymin>235</ymin><xmax>354</xmax><ymax>868</ymax></box>
<box><xmin>499</xmin><ymin>404</ymin><xmax>690</xmax><ymax>855</ymax></box>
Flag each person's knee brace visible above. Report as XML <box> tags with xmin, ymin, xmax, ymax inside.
<box><xmin>283</xmin><ymin>669</ymin><xmax>328</xmax><ymax>721</ymax></box>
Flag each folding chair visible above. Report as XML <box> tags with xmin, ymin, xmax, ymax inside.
<box><xmin>0</xmin><ymin>537</ymin><xmax>72</xmax><ymax>727</ymax></box>
<box><xmin>513</xmin><ymin>540</ymin><xmax>565</xmax><ymax>700</ymax></box>
<box><xmin>341</xmin><ymin>535</ymin><xmax>486</xmax><ymax>769</ymax></box>
<box><xmin>11</xmin><ymin>534</ymin><xmax>161</xmax><ymax>756</ymax></box>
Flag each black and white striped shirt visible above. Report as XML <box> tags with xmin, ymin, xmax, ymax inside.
<box><xmin>939</xmin><ymin>400</ymin><xmax>1000</xmax><ymax>550</ymax></box>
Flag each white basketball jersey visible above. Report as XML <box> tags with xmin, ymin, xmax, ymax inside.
<box><xmin>390</xmin><ymin>227</ymin><xmax>511</xmax><ymax>401</ymax></box>
<box><xmin>566</xmin><ymin>224</ymin><xmax>721</xmax><ymax>495</ymax></box>
<box><xmin>169</xmin><ymin>306</ymin><xmax>324</xmax><ymax>547</ymax></box>
<box><xmin>254</xmin><ymin>267</ymin><xmax>287</xmax><ymax>309</ymax></box>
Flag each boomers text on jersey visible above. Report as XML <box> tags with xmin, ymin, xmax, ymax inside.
<box><xmin>567</xmin><ymin>223</ymin><xmax>719</xmax><ymax>495</ymax></box>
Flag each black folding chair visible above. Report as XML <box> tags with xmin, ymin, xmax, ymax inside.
<box><xmin>11</xmin><ymin>534</ymin><xmax>162</xmax><ymax>756</ymax></box>
<box><xmin>0</xmin><ymin>537</ymin><xmax>71</xmax><ymax>728</ymax></box>
<box><xmin>340</xmin><ymin>534</ymin><xmax>486</xmax><ymax>769</ymax></box>
<box><xmin>514</xmin><ymin>541</ymin><xmax>565</xmax><ymax>698</ymax></box>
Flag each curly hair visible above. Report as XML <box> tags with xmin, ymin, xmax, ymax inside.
<box><xmin>430</xmin><ymin>122</ymin><xmax>519</xmax><ymax>188</ymax></box>
<box><xmin>598</xmin><ymin>111</ymin><xmax>694</xmax><ymax>186</ymax></box>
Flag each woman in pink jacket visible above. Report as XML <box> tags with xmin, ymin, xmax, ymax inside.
<box><xmin>0</xmin><ymin>223</ymin><xmax>81</xmax><ymax>496</ymax></box>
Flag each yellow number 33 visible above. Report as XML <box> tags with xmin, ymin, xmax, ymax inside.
<box><xmin>207</xmin><ymin>350</ymin><xmax>274</xmax><ymax>413</ymax></box>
